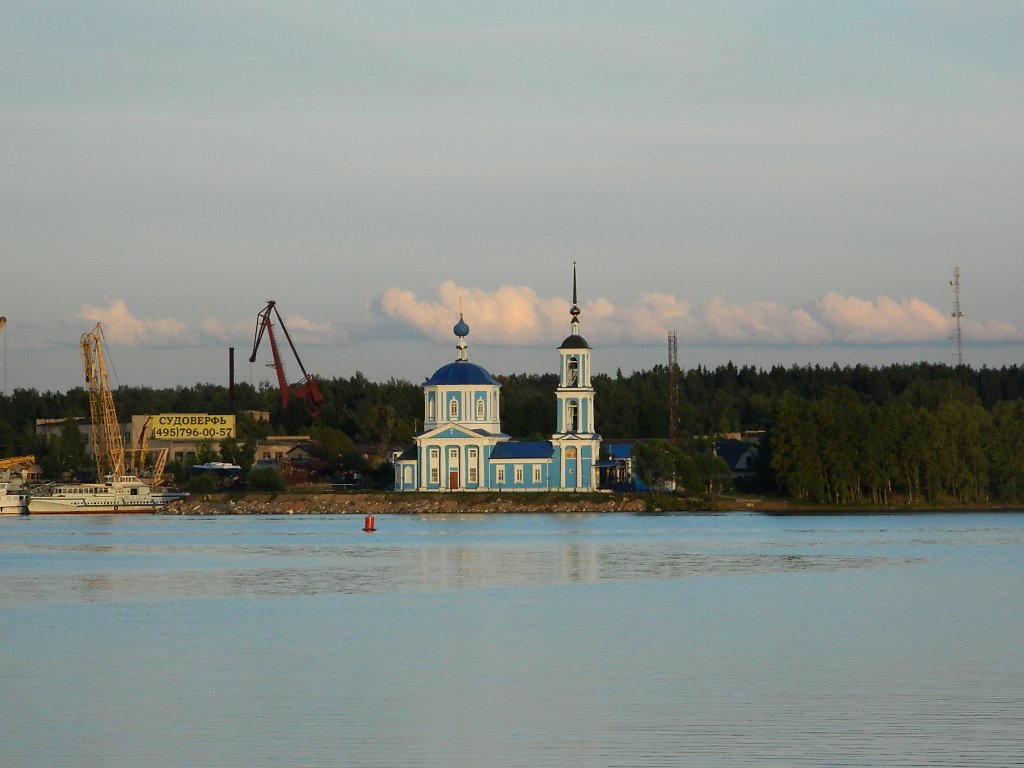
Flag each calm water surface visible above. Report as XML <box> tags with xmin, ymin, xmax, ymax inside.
<box><xmin>2</xmin><ymin>511</ymin><xmax>1022</xmax><ymax>767</ymax></box>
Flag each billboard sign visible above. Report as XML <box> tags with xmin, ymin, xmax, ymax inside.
<box><xmin>152</xmin><ymin>414</ymin><xmax>236</xmax><ymax>441</ymax></box>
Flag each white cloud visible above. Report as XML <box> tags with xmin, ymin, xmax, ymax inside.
<box><xmin>78</xmin><ymin>300</ymin><xmax>345</xmax><ymax>351</ymax></box>
<box><xmin>276</xmin><ymin>314</ymin><xmax>348</xmax><ymax>346</ymax></box>
<box><xmin>817</xmin><ymin>292</ymin><xmax>950</xmax><ymax>344</ymax></box>
<box><xmin>79</xmin><ymin>299</ymin><xmax>198</xmax><ymax>347</ymax></box>
<box><xmin>381</xmin><ymin>281</ymin><xmax>565</xmax><ymax>345</ymax></box>
<box><xmin>379</xmin><ymin>283</ymin><xmax>1024</xmax><ymax>348</ymax></box>
<box><xmin>199</xmin><ymin>317</ymin><xmax>253</xmax><ymax>344</ymax></box>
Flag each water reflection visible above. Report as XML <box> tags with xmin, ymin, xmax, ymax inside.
<box><xmin>3</xmin><ymin>513</ymin><xmax>1023</xmax><ymax>768</ymax></box>
<box><xmin>0</xmin><ymin>533</ymin><xmax>917</xmax><ymax>605</ymax></box>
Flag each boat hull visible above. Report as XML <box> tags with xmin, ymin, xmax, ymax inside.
<box><xmin>27</xmin><ymin>498</ymin><xmax>172</xmax><ymax>514</ymax></box>
<box><xmin>27</xmin><ymin>476</ymin><xmax>187</xmax><ymax>515</ymax></box>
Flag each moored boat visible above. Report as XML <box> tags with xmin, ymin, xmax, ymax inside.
<box><xmin>27</xmin><ymin>474</ymin><xmax>186</xmax><ymax>514</ymax></box>
<box><xmin>0</xmin><ymin>480</ymin><xmax>30</xmax><ymax>515</ymax></box>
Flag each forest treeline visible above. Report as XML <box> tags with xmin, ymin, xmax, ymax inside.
<box><xmin>3</xmin><ymin>361</ymin><xmax>1024</xmax><ymax>504</ymax></box>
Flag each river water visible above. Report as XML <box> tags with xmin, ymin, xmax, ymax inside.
<box><xmin>2</xmin><ymin>511</ymin><xmax>1022</xmax><ymax>767</ymax></box>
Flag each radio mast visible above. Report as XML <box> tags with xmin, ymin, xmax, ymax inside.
<box><xmin>950</xmin><ymin>267</ymin><xmax>964</xmax><ymax>366</ymax></box>
<box><xmin>668</xmin><ymin>330</ymin><xmax>679</xmax><ymax>444</ymax></box>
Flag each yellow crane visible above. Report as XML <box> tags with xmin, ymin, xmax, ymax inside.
<box><xmin>81</xmin><ymin>323</ymin><xmax>125</xmax><ymax>478</ymax></box>
<box><xmin>0</xmin><ymin>454</ymin><xmax>35</xmax><ymax>471</ymax></box>
<box><xmin>132</xmin><ymin>416</ymin><xmax>168</xmax><ymax>485</ymax></box>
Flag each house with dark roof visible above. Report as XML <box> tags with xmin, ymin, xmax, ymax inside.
<box><xmin>714</xmin><ymin>438</ymin><xmax>760</xmax><ymax>483</ymax></box>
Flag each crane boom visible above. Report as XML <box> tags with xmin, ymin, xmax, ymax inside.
<box><xmin>81</xmin><ymin>323</ymin><xmax>125</xmax><ymax>477</ymax></box>
<box><xmin>0</xmin><ymin>454</ymin><xmax>35</xmax><ymax>471</ymax></box>
<box><xmin>249</xmin><ymin>300</ymin><xmax>324</xmax><ymax>416</ymax></box>
<box><xmin>131</xmin><ymin>416</ymin><xmax>168</xmax><ymax>484</ymax></box>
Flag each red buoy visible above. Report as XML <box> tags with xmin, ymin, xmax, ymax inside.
<box><xmin>363</xmin><ymin>514</ymin><xmax>376</xmax><ymax>532</ymax></box>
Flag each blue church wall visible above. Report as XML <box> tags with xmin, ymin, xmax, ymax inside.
<box><xmin>395</xmin><ymin>452</ymin><xmax>556</xmax><ymax>492</ymax></box>
<box><xmin>487</xmin><ymin>461</ymin><xmax>551</xmax><ymax>491</ymax></box>
<box><xmin>552</xmin><ymin>443</ymin><xmax>596</xmax><ymax>489</ymax></box>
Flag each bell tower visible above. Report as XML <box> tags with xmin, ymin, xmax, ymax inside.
<box><xmin>551</xmin><ymin>263</ymin><xmax>600</xmax><ymax>489</ymax></box>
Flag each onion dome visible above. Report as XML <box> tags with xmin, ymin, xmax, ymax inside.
<box><xmin>424</xmin><ymin>361</ymin><xmax>499</xmax><ymax>386</ymax></box>
<box><xmin>424</xmin><ymin>311</ymin><xmax>499</xmax><ymax>384</ymax></box>
<box><xmin>559</xmin><ymin>332</ymin><xmax>590</xmax><ymax>349</ymax></box>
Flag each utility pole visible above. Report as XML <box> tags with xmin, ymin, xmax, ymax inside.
<box><xmin>950</xmin><ymin>267</ymin><xmax>964</xmax><ymax>366</ymax></box>
<box><xmin>0</xmin><ymin>316</ymin><xmax>6</xmax><ymax>395</ymax></box>
<box><xmin>668</xmin><ymin>330</ymin><xmax>679</xmax><ymax>444</ymax></box>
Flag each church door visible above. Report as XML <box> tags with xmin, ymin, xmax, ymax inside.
<box><xmin>564</xmin><ymin>446</ymin><xmax>578</xmax><ymax>489</ymax></box>
<box><xmin>448</xmin><ymin>447</ymin><xmax>459</xmax><ymax>489</ymax></box>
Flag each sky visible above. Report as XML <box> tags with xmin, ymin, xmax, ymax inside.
<box><xmin>3</xmin><ymin>1</ymin><xmax>1024</xmax><ymax>394</ymax></box>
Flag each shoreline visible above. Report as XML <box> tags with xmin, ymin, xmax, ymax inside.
<box><xmin>164</xmin><ymin>491</ymin><xmax>648</xmax><ymax>515</ymax></box>
<box><xmin>160</xmin><ymin>491</ymin><xmax>1024</xmax><ymax>516</ymax></box>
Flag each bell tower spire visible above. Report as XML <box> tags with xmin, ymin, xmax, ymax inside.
<box><xmin>551</xmin><ymin>262</ymin><xmax>600</xmax><ymax>490</ymax></box>
<box><xmin>570</xmin><ymin>261</ymin><xmax>581</xmax><ymax>336</ymax></box>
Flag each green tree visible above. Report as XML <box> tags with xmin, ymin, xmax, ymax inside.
<box><xmin>633</xmin><ymin>440</ymin><xmax>683</xmax><ymax>491</ymax></box>
<box><xmin>248</xmin><ymin>466</ymin><xmax>286</xmax><ymax>491</ymax></box>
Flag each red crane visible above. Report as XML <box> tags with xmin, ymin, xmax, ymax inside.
<box><xmin>249</xmin><ymin>300</ymin><xmax>325</xmax><ymax>417</ymax></box>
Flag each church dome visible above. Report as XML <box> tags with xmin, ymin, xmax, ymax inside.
<box><xmin>453</xmin><ymin>316</ymin><xmax>470</xmax><ymax>337</ymax></box>
<box><xmin>424</xmin><ymin>361</ymin><xmax>499</xmax><ymax>386</ymax></box>
<box><xmin>559</xmin><ymin>333</ymin><xmax>590</xmax><ymax>349</ymax></box>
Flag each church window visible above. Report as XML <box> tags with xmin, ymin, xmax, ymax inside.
<box><xmin>428</xmin><ymin>396</ymin><xmax>435</xmax><ymax>422</ymax></box>
<box><xmin>468</xmin><ymin>447</ymin><xmax>478</xmax><ymax>484</ymax></box>
<box><xmin>567</xmin><ymin>400</ymin><xmax>579</xmax><ymax>432</ymax></box>
<box><xmin>449</xmin><ymin>397</ymin><xmax>458</xmax><ymax>421</ymax></box>
<box><xmin>476</xmin><ymin>397</ymin><xmax>485</xmax><ymax>420</ymax></box>
<box><xmin>429</xmin><ymin>448</ymin><xmax>440</xmax><ymax>484</ymax></box>
<box><xmin>533</xmin><ymin>465</ymin><xmax>541</xmax><ymax>483</ymax></box>
<box><xmin>515</xmin><ymin>465</ymin><xmax>523</xmax><ymax>483</ymax></box>
<box><xmin>567</xmin><ymin>357</ymin><xmax>579</xmax><ymax>386</ymax></box>
<box><xmin>496</xmin><ymin>466</ymin><xmax>505</xmax><ymax>484</ymax></box>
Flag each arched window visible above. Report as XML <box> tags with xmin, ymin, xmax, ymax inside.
<box><xmin>449</xmin><ymin>397</ymin><xmax>458</xmax><ymax>421</ymax></box>
<box><xmin>428</xmin><ymin>396</ymin><xmax>436</xmax><ymax>422</ymax></box>
<box><xmin>567</xmin><ymin>400</ymin><xmax>579</xmax><ymax>432</ymax></box>
<box><xmin>567</xmin><ymin>357</ymin><xmax>579</xmax><ymax>386</ymax></box>
<box><xmin>476</xmin><ymin>397</ymin><xmax>485</xmax><ymax>420</ymax></box>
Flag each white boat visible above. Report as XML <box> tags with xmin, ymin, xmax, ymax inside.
<box><xmin>27</xmin><ymin>474</ymin><xmax>187</xmax><ymax>514</ymax></box>
<box><xmin>0</xmin><ymin>480</ymin><xmax>30</xmax><ymax>515</ymax></box>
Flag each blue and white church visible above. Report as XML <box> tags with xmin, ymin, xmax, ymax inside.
<box><xmin>394</xmin><ymin>269</ymin><xmax>602</xmax><ymax>492</ymax></box>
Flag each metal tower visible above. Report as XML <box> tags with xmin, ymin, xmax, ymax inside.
<box><xmin>950</xmin><ymin>267</ymin><xmax>964</xmax><ymax>366</ymax></box>
<box><xmin>668</xmin><ymin>330</ymin><xmax>679</xmax><ymax>443</ymax></box>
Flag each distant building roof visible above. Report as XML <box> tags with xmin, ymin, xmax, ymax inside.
<box><xmin>715</xmin><ymin>438</ymin><xmax>758</xmax><ymax>472</ymax></box>
<box><xmin>604</xmin><ymin>443</ymin><xmax>633</xmax><ymax>460</ymax></box>
<box><xmin>490</xmin><ymin>441</ymin><xmax>553</xmax><ymax>460</ymax></box>
<box><xmin>394</xmin><ymin>447</ymin><xmax>417</xmax><ymax>462</ymax></box>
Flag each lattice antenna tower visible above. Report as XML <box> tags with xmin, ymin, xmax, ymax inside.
<box><xmin>950</xmin><ymin>267</ymin><xmax>964</xmax><ymax>366</ymax></box>
<box><xmin>668</xmin><ymin>330</ymin><xmax>679</xmax><ymax>444</ymax></box>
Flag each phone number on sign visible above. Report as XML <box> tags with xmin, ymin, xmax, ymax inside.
<box><xmin>153</xmin><ymin>426</ymin><xmax>235</xmax><ymax>440</ymax></box>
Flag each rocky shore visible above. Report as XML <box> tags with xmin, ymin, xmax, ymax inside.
<box><xmin>164</xmin><ymin>490</ymin><xmax>648</xmax><ymax>515</ymax></box>
<box><xmin>161</xmin><ymin>492</ymin><xmax>1016</xmax><ymax>517</ymax></box>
